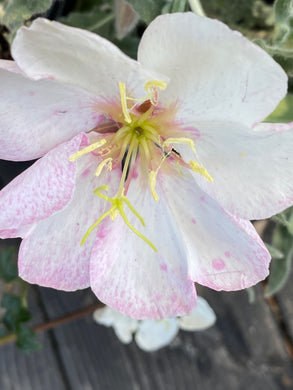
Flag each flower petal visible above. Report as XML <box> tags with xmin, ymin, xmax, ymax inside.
<box><xmin>0</xmin><ymin>59</ymin><xmax>23</xmax><ymax>73</ymax></box>
<box><xmin>18</xmin><ymin>155</ymin><xmax>121</xmax><ymax>290</ymax></box>
<box><xmin>135</xmin><ymin>318</ymin><xmax>178</xmax><ymax>351</ymax></box>
<box><xmin>178</xmin><ymin>296</ymin><xmax>216</xmax><ymax>331</ymax></box>
<box><xmin>182</xmin><ymin>121</ymin><xmax>293</xmax><ymax>219</ymax></box>
<box><xmin>93</xmin><ymin>306</ymin><xmax>138</xmax><ymax>344</ymax></box>
<box><xmin>0</xmin><ymin>133</ymin><xmax>87</xmax><ymax>239</ymax></box>
<box><xmin>0</xmin><ymin>68</ymin><xmax>98</xmax><ymax>161</ymax></box>
<box><xmin>159</xmin><ymin>171</ymin><xmax>270</xmax><ymax>291</ymax></box>
<box><xmin>90</xmin><ymin>177</ymin><xmax>197</xmax><ymax>319</ymax></box>
<box><xmin>12</xmin><ymin>18</ymin><xmax>164</xmax><ymax>97</ymax></box>
<box><xmin>138</xmin><ymin>13</ymin><xmax>287</xmax><ymax>126</ymax></box>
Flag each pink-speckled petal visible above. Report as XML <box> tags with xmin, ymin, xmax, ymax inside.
<box><xmin>12</xmin><ymin>18</ymin><xmax>164</xmax><ymax>98</ymax></box>
<box><xmin>0</xmin><ymin>133</ymin><xmax>88</xmax><ymax>239</ymax></box>
<box><xmin>18</xmin><ymin>159</ymin><xmax>121</xmax><ymax>290</ymax></box>
<box><xmin>0</xmin><ymin>59</ymin><xmax>23</xmax><ymax>73</ymax></box>
<box><xmin>138</xmin><ymin>13</ymin><xmax>287</xmax><ymax>126</ymax></box>
<box><xmin>90</xmin><ymin>177</ymin><xmax>197</xmax><ymax>320</ymax></box>
<box><xmin>0</xmin><ymin>68</ymin><xmax>100</xmax><ymax>161</ymax></box>
<box><xmin>179</xmin><ymin>120</ymin><xmax>293</xmax><ymax>220</ymax></box>
<box><xmin>159</xmin><ymin>171</ymin><xmax>270</xmax><ymax>291</ymax></box>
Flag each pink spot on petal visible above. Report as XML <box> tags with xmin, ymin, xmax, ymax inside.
<box><xmin>160</xmin><ymin>263</ymin><xmax>167</xmax><ymax>272</ymax></box>
<box><xmin>200</xmin><ymin>195</ymin><xmax>207</xmax><ymax>203</ymax></box>
<box><xmin>224</xmin><ymin>251</ymin><xmax>231</xmax><ymax>258</ymax></box>
<box><xmin>28</xmin><ymin>91</ymin><xmax>35</xmax><ymax>96</ymax></box>
<box><xmin>212</xmin><ymin>258</ymin><xmax>226</xmax><ymax>271</ymax></box>
<box><xmin>81</xmin><ymin>168</ymin><xmax>91</xmax><ymax>177</ymax></box>
<box><xmin>191</xmin><ymin>218</ymin><xmax>196</xmax><ymax>224</ymax></box>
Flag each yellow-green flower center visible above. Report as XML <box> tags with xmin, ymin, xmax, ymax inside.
<box><xmin>69</xmin><ymin>80</ymin><xmax>213</xmax><ymax>251</ymax></box>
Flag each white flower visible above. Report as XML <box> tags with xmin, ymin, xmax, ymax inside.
<box><xmin>0</xmin><ymin>13</ymin><xmax>292</xmax><ymax>319</ymax></box>
<box><xmin>93</xmin><ymin>297</ymin><xmax>216</xmax><ymax>351</ymax></box>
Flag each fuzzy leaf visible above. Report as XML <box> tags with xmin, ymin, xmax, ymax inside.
<box><xmin>59</xmin><ymin>5</ymin><xmax>114</xmax><ymax>39</ymax></box>
<box><xmin>170</xmin><ymin>0</ymin><xmax>188</xmax><ymax>12</ymax></box>
<box><xmin>266</xmin><ymin>93</ymin><xmax>293</xmax><ymax>122</ymax></box>
<box><xmin>1</xmin><ymin>294</ymin><xmax>31</xmax><ymax>331</ymax></box>
<box><xmin>265</xmin><ymin>244</ymin><xmax>293</xmax><ymax>297</ymax></box>
<box><xmin>265</xmin><ymin>243</ymin><xmax>284</xmax><ymax>259</ymax></box>
<box><xmin>1</xmin><ymin>0</ymin><xmax>53</xmax><ymax>40</ymax></box>
<box><xmin>16</xmin><ymin>324</ymin><xmax>41</xmax><ymax>352</ymax></box>
<box><xmin>274</xmin><ymin>0</ymin><xmax>292</xmax><ymax>26</ymax></box>
<box><xmin>0</xmin><ymin>247</ymin><xmax>18</xmax><ymax>282</ymax></box>
<box><xmin>126</xmin><ymin>0</ymin><xmax>166</xmax><ymax>24</ymax></box>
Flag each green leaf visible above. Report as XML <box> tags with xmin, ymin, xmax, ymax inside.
<box><xmin>0</xmin><ymin>247</ymin><xmax>18</xmax><ymax>282</ymax></box>
<box><xmin>126</xmin><ymin>0</ymin><xmax>166</xmax><ymax>24</ymax></box>
<box><xmin>274</xmin><ymin>0</ymin><xmax>292</xmax><ymax>26</ymax></box>
<box><xmin>59</xmin><ymin>5</ymin><xmax>115</xmax><ymax>40</ymax></box>
<box><xmin>265</xmin><ymin>244</ymin><xmax>293</xmax><ymax>297</ymax></box>
<box><xmin>16</xmin><ymin>324</ymin><xmax>41</xmax><ymax>352</ymax></box>
<box><xmin>273</xmin><ymin>0</ymin><xmax>293</xmax><ymax>42</ymax></box>
<box><xmin>254</xmin><ymin>39</ymin><xmax>293</xmax><ymax>78</ymax></box>
<box><xmin>1</xmin><ymin>294</ymin><xmax>31</xmax><ymax>331</ymax></box>
<box><xmin>114</xmin><ymin>35</ymin><xmax>140</xmax><ymax>59</ymax></box>
<box><xmin>246</xmin><ymin>287</ymin><xmax>255</xmax><ymax>303</ymax></box>
<box><xmin>267</xmin><ymin>93</ymin><xmax>293</xmax><ymax>121</ymax></box>
<box><xmin>170</xmin><ymin>0</ymin><xmax>188</xmax><ymax>13</ymax></box>
<box><xmin>1</xmin><ymin>0</ymin><xmax>53</xmax><ymax>41</ymax></box>
<box><xmin>265</xmin><ymin>243</ymin><xmax>284</xmax><ymax>259</ymax></box>
<box><xmin>1</xmin><ymin>293</ymin><xmax>22</xmax><ymax>313</ymax></box>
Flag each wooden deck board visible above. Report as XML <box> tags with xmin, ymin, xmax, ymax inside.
<box><xmin>36</xmin><ymin>285</ymin><xmax>293</xmax><ymax>390</ymax></box>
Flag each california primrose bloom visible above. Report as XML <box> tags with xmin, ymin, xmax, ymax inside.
<box><xmin>93</xmin><ymin>296</ymin><xmax>216</xmax><ymax>352</ymax></box>
<box><xmin>0</xmin><ymin>13</ymin><xmax>292</xmax><ymax>319</ymax></box>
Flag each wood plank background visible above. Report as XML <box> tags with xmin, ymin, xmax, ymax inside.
<box><xmin>0</xmin><ymin>282</ymin><xmax>293</xmax><ymax>390</ymax></box>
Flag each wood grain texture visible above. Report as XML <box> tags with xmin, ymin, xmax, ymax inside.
<box><xmin>38</xmin><ymin>285</ymin><xmax>293</xmax><ymax>390</ymax></box>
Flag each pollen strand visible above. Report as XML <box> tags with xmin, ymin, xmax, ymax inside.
<box><xmin>81</xmin><ymin>207</ymin><xmax>113</xmax><ymax>245</ymax></box>
<box><xmin>149</xmin><ymin>170</ymin><xmax>159</xmax><ymax>202</ymax></box>
<box><xmin>189</xmin><ymin>160</ymin><xmax>213</xmax><ymax>182</ymax></box>
<box><xmin>118</xmin><ymin>204</ymin><xmax>157</xmax><ymax>252</ymax></box>
<box><xmin>69</xmin><ymin>139</ymin><xmax>107</xmax><ymax>161</ymax></box>
<box><xmin>95</xmin><ymin>157</ymin><xmax>112</xmax><ymax>176</ymax></box>
<box><xmin>119</xmin><ymin>81</ymin><xmax>132</xmax><ymax>124</ymax></box>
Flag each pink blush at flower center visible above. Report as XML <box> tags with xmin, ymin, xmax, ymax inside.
<box><xmin>212</xmin><ymin>258</ymin><xmax>226</xmax><ymax>271</ymax></box>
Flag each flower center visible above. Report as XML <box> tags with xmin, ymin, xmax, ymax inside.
<box><xmin>69</xmin><ymin>80</ymin><xmax>213</xmax><ymax>251</ymax></box>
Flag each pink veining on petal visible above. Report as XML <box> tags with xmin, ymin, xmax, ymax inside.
<box><xmin>183</xmin><ymin>126</ymin><xmax>201</xmax><ymax>138</ymax></box>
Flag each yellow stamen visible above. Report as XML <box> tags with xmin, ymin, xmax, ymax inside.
<box><xmin>119</xmin><ymin>80</ymin><xmax>167</xmax><ymax>124</ymax></box>
<box><xmin>81</xmin><ymin>186</ymin><xmax>157</xmax><ymax>252</ymax></box>
<box><xmin>119</xmin><ymin>81</ymin><xmax>132</xmax><ymax>124</ymax></box>
<box><xmin>149</xmin><ymin>170</ymin><xmax>159</xmax><ymax>202</ymax></box>
<box><xmin>95</xmin><ymin>157</ymin><xmax>112</xmax><ymax>176</ymax></box>
<box><xmin>81</xmin><ymin>208</ymin><xmax>113</xmax><ymax>245</ymax></box>
<box><xmin>144</xmin><ymin>80</ymin><xmax>167</xmax><ymax>93</ymax></box>
<box><xmin>163</xmin><ymin>137</ymin><xmax>196</xmax><ymax>154</ymax></box>
<box><xmin>118</xmin><ymin>204</ymin><xmax>157</xmax><ymax>252</ymax></box>
<box><xmin>189</xmin><ymin>160</ymin><xmax>213</xmax><ymax>182</ymax></box>
<box><xmin>69</xmin><ymin>139</ymin><xmax>106</xmax><ymax>161</ymax></box>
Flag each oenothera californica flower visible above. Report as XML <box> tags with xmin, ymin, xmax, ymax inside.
<box><xmin>93</xmin><ymin>297</ymin><xmax>216</xmax><ymax>351</ymax></box>
<box><xmin>0</xmin><ymin>13</ymin><xmax>292</xmax><ymax>319</ymax></box>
